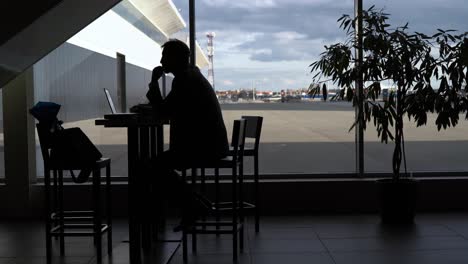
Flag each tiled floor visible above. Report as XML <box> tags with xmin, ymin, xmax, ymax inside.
<box><xmin>3</xmin><ymin>213</ymin><xmax>468</xmax><ymax>264</ymax></box>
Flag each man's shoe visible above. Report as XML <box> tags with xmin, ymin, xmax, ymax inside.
<box><xmin>173</xmin><ymin>193</ymin><xmax>213</xmax><ymax>232</ymax></box>
<box><xmin>173</xmin><ymin>213</ymin><xmax>197</xmax><ymax>232</ymax></box>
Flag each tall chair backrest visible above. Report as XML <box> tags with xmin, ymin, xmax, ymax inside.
<box><xmin>230</xmin><ymin>119</ymin><xmax>247</xmax><ymax>163</ymax></box>
<box><xmin>241</xmin><ymin>116</ymin><xmax>263</xmax><ymax>153</ymax></box>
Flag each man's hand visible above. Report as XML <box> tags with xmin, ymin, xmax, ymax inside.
<box><xmin>147</xmin><ymin>66</ymin><xmax>164</xmax><ymax>104</ymax></box>
<box><xmin>151</xmin><ymin>66</ymin><xmax>164</xmax><ymax>82</ymax></box>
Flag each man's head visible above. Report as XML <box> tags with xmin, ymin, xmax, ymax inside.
<box><xmin>160</xmin><ymin>39</ymin><xmax>190</xmax><ymax>74</ymax></box>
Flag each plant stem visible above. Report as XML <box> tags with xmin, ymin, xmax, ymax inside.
<box><xmin>393</xmin><ymin>88</ymin><xmax>404</xmax><ymax>180</ymax></box>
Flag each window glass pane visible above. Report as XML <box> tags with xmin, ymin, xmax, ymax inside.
<box><xmin>169</xmin><ymin>0</ymin><xmax>357</xmax><ymax>175</ymax></box>
<box><xmin>34</xmin><ymin>0</ymin><xmax>170</xmax><ymax>178</ymax></box>
<box><xmin>222</xmin><ymin>103</ymin><xmax>356</xmax><ymax>175</ymax></box>
<box><xmin>0</xmin><ymin>89</ymin><xmax>4</xmax><ymax>180</ymax></box>
<box><xmin>364</xmin><ymin>0</ymin><xmax>468</xmax><ymax>174</ymax></box>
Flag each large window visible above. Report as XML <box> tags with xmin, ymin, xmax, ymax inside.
<box><xmin>31</xmin><ymin>0</ymin><xmax>468</xmax><ymax>179</ymax></box>
<box><xmin>171</xmin><ymin>0</ymin><xmax>357</xmax><ymax>175</ymax></box>
<box><xmin>34</xmin><ymin>1</ymin><xmax>167</xmax><ymax>179</ymax></box>
<box><xmin>0</xmin><ymin>89</ymin><xmax>4</xmax><ymax>180</ymax></box>
<box><xmin>171</xmin><ymin>0</ymin><xmax>468</xmax><ymax>177</ymax></box>
<box><xmin>364</xmin><ymin>0</ymin><xmax>468</xmax><ymax>175</ymax></box>
<box><xmin>220</xmin><ymin>103</ymin><xmax>356</xmax><ymax>175</ymax></box>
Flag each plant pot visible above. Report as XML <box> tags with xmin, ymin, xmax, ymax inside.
<box><xmin>377</xmin><ymin>178</ymin><xmax>418</xmax><ymax>225</ymax></box>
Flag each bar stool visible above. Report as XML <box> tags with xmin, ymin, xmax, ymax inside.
<box><xmin>188</xmin><ymin>116</ymin><xmax>263</xmax><ymax>232</ymax></box>
<box><xmin>36</xmin><ymin>123</ymin><xmax>112</xmax><ymax>263</ymax></box>
<box><xmin>181</xmin><ymin>119</ymin><xmax>247</xmax><ymax>263</ymax></box>
<box><xmin>232</xmin><ymin>115</ymin><xmax>263</xmax><ymax>232</ymax></box>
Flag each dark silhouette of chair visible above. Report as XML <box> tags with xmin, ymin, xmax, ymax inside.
<box><xmin>188</xmin><ymin>116</ymin><xmax>263</xmax><ymax>233</ymax></box>
<box><xmin>181</xmin><ymin>118</ymin><xmax>247</xmax><ymax>263</ymax></box>
<box><xmin>36</xmin><ymin>123</ymin><xmax>112</xmax><ymax>263</ymax></box>
<box><xmin>232</xmin><ymin>115</ymin><xmax>263</xmax><ymax>232</ymax></box>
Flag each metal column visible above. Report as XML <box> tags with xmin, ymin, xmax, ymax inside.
<box><xmin>116</xmin><ymin>52</ymin><xmax>127</xmax><ymax>113</ymax></box>
<box><xmin>189</xmin><ymin>0</ymin><xmax>196</xmax><ymax>67</ymax></box>
<box><xmin>354</xmin><ymin>0</ymin><xmax>364</xmax><ymax>177</ymax></box>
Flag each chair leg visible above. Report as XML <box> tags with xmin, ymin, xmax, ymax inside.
<box><xmin>182</xmin><ymin>230</ymin><xmax>188</xmax><ymax>263</ymax></box>
<box><xmin>141</xmin><ymin>179</ymin><xmax>152</xmax><ymax>251</ymax></box>
<box><xmin>190</xmin><ymin>168</ymin><xmax>197</xmax><ymax>252</ymax></box>
<box><xmin>200</xmin><ymin>168</ymin><xmax>206</xmax><ymax>229</ymax></box>
<box><xmin>58</xmin><ymin>170</ymin><xmax>65</xmax><ymax>256</ymax></box>
<box><xmin>182</xmin><ymin>169</ymin><xmax>186</xmax><ymax>182</ymax></box>
<box><xmin>93</xmin><ymin>168</ymin><xmax>102</xmax><ymax>262</ymax></box>
<box><xmin>254</xmin><ymin>154</ymin><xmax>260</xmax><ymax>233</ymax></box>
<box><xmin>215</xmin><ymin>167</ymin><xmax>220</xmax><ymax>233</ymax></box>
<box><xmin>53</xmin><ymin>169</ymin><xmax>59</xmax><ymax>239</ymax></box>
<box><xmin>239</xmin><ymin>162</ymin><xmax>244</xmax><ymax>252</ymax></box>
<box><xmin>106</xmin><ymin>164</ymin><xmax>113</xmax><ymax>254</ymax></box>
<box><xmin>200</xmin><ymin>168</ymin><xmax>206</xmax><ymax>195</ymax></box>
<box><xmin>192</xmin><ymin>231</ymin><xmax>197</xmax><ymax>254</ymax></box>
<box><xmin>45</xmin><ymin>169</ymin><xmax>52</xmax><ymax>264</ymax></box>
<box><xmin>191</xmin><ymin>168</ymin><xmax>197</xmax><ymax>186</ymax></box>
<box><xmin>232</xmin><ymin>166</ymin><xmax>238</xmax><ymax>262</ymax></box>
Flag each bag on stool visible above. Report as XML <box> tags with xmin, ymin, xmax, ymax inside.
<box><xmin>50</xmin><ymin>127</ymin><xmax>102</xmax><ymax>183</ymax></box>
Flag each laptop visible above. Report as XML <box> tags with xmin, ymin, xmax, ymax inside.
<box><xmin>103</xmin><ymin>88</ymin><xmax>136</xmax><ymax>119</ymax></box>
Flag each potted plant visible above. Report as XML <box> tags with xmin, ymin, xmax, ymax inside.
<box><xmin>309</xmin><ymin>6</ymin><xmax>468</xmax><ymax>224</ymax></box>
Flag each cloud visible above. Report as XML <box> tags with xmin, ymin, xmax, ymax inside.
<box><xmin>171</xmin><ymin>0</ymin><xmax>468</xmax><ymax>91</ymax></box>
<box><xmin>282</xmin><ymin>78</ymin><xmax>297</xmax><ymax>85</ymax></box>
<box><xmin>202</xmin><ymin>0</ymin><xmax>276</xmax><ymax>9</ymax></box>
<box><xmin>212</xmin><ymin>66</ymin><xmax>311</xmax><ymax>91</ymax></box>
<box><xmin>201</xmin><ymin>0</ymin><xmax>353</xmax><ymax>9</ymax></box>
<box><xmin>253</xmin><ymin>48</ymin><xmax>272</xmax><ymax>56</ymax></box>
<box><xmin>273</xmin><ymin>31</ymin><xmax>307</xmax><ymax>43</ymax></box>
<box><xmin>250</xmin><ymin>49</ymin><xmax>304</xmax><ymax>62</ymax></box>
<box><xmin>193</xmin><ymin>1</ymin><xmax>351</xmax><ymax>41</ymax></box>
<box><xmin>222</xmin><ymin>80</ymin><xmax>235</xmax><ymax>86</ymax></box>
<box><xmin>210</xmin><ymin>31</ymin><xmax>265</xmax><ymax>51</ymax></box>
<box><xmin>234</xmin><ymin>32</ymin><xmax>343</xmax><ymax>62</ymax></box>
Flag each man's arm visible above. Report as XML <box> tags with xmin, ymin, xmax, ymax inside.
<box><xmin>146</xmin><ymin>66</ymin><xmax>164</xmax><ymax>104</ymax></box>
<box><xmin>145</xmin><ymin>66</ymin><xmax>178</xmax><ymax>119</ymax></box>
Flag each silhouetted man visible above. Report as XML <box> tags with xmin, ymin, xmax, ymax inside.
<box><xmin>146</xmin><ymin>39</ymin><xmax>229</xmax><ymax>228</ymax></box>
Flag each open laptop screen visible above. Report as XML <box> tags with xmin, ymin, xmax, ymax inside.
<box><xmin>104</xmin><ymin>88</ymin><xmax>154</xmax><ymax>116</ymax></box>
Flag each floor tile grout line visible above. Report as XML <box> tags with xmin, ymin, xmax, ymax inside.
<box><xmin>245</xmin><ymin>217</ymin><xmax>254</xmax><ymax>264</ymax></box>
<box><xmin>242</xmin><ymin>216</ymin><xmax>253</xmax><ymax>264</ymax></box>
<box><xmin>324</xmin><ymin>246</ymin><xmax>468</xmax><ymax>255</ymax></box>
<box><xmin>319</xmin><ymin>234</ymin><xmax>465</xmax><ymax>240</ymax></box>
<box><xmin>441</xmin><ymin>223</ymin><xmax>468</xmax><ymax>241</ymax></box>
<box><xmin>87</xmin><ymin>255</ymin><xmax>96</xmax><ymax>264</ymax></box>
<box><xmin>315</xmin><ymin>230</ymin><xmax>338</xmax><ymax>264</ymax></box>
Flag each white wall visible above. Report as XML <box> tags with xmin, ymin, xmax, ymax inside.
<box><xmin>67</xmin><ymin>10</ymin><xmax>163</xmax><ymax>71</ymax></box>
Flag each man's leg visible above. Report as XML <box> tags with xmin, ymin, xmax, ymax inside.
<box><xmin>150</xmin><ymin>151</ymin><xmax>208</xmax><ymax>230</ymax></box>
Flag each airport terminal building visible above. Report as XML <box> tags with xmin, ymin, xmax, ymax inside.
<box><xmin>3</xmin><ymin>1</ymin><xmax>468</xmax><ymax>263</ymax></box>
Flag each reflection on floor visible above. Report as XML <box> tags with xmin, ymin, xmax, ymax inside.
<box><xmin>2</xmin><ymin>213</ymin><xmax>468</xmax><ymax>263</ymax></box>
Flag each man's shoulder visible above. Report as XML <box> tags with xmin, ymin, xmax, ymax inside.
<box><xmin>183</xmin><ymin>67</ymin><xmax>212</xmax><ymax>87</ymax></box>
<box><xmin>185</xmin><ymin>67</ymin><xmax>203</xmax><ymax>78</ymax></box>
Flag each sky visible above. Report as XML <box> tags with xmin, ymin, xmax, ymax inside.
<box><xmin>171</xmin><ymin>0</ymin><xmax>468</xmax><ymax>92</ymax></box>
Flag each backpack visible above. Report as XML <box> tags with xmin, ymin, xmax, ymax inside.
<box><xmin>49</xmin><ymin>125</ymin><xmax>102</xmax><ymax>183</ymax></box>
